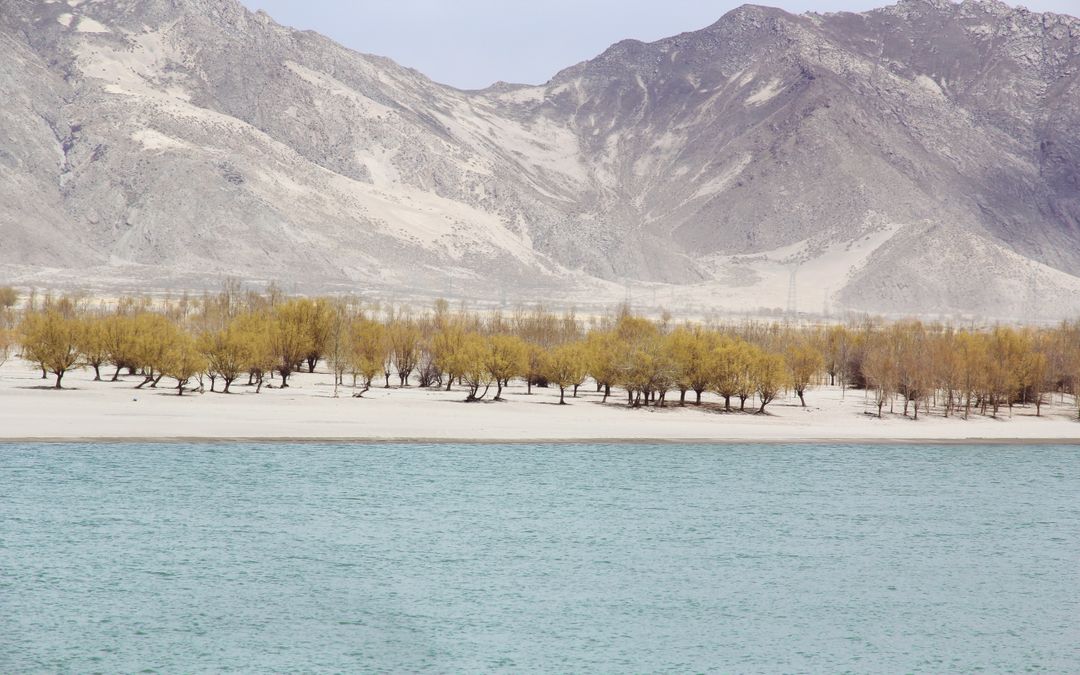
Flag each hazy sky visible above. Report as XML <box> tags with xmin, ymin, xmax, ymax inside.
<box><xmin>242</xmin><ymin>1</ymin><xmax>1079</xmax><ymax>89</ymax></box>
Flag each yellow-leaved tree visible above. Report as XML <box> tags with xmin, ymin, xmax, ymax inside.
<box><xmin>347</xmin><ymin>317</ymin><xmax>386</xmax><ymax>396</ymax></box>
<box><xmin>160</xmin><ymin>331</ymin><xmax>207</xmax><ymax>396</ymax></box>
<box><xmin>20</xmin><ymin>309</ymin><xmax>81</xmax><ymax>389</ymax></box>
<box><xmin>753</xmin><ymin>351</ymin><xmax>789</xmax><ymax>414</ymax></box>
<box><xmin>199</xmin><ymin>316</ymin><xmax>255</xmax><ymax>393</ymax></box>
<box><xmin>545</xmin><ymin>342</ymin><xmax>589</xmax><ymax>405</ymax></box>
<box><xmin>271</xmin><ymin>300</ymin><xmax>314</xmax><ymax>388</ymax></box>
<box><xmin>785</xmin><ymin>338</ymin><xmax>824</xmax><ymax>407</ymax></box>
<box><xmin>667</xmin><ymin>326</ymin><xmax>716</xmax><ymax>405</ymax></box>
<box><xmin>584</xmin><ymin>329</ymin><xmax>620</xmax><ymax>402</ymax></box>
<box><xmin>76</xmin><ymin>316</ymin><xmax>111</xmax><ymax>381</ymax></box>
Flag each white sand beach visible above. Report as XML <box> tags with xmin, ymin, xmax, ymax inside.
<box><xmin>1</xmin><ymin>357</ymin><xmax>1078</xmax><ymax>443</ymax></box>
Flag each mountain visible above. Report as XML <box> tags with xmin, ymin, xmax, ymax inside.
<box><xmin>2</xmin><ymin>0</ymin><xmax>1079</xmax><ymax>319</ymax></box>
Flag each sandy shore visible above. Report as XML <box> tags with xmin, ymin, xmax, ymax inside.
<box><xmin>2</xmin><ymin>358</ymin><xmax>1079</xmax><ymax>443</ymax></box>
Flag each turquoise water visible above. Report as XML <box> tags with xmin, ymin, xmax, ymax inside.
<box><xmin>2</xmin><ymin>443</ymin><xmax>1079</xmax><ymax>672</ymax></box>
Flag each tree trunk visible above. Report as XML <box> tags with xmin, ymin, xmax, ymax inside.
<box><xmin>695</xmin><ymin>390</ymin><xmax>703</xmax><ymax>405</ymax></box>
<box><xmin>679</xmin><ymin>390</ymin><xmax>686</xmax><ymax>406</ymax></box>
<box><xmin>724</xmin><ymin>395</ymin><xmax>731</xmax><ymax>411</ymax></box>
<box><xmin>280</xmin><ymin>370</ymin><xmax>289</xmax><ymax>388</ymax></box>
<box><xmin>54</xmin><ymin>371</ymin><xmax>63</xmax><ymax>389</ymax></box>
<box><xmin>307</xmin><ymin>356</ymin><xmax>316</xmax><ymax>373</ymax></box>
<box><xmin>573</xmin><ymin>384</ymin><xmax>579</xmax><ymax>397</ymax></box>
<box><xmin>798</xmin><ymin>390</ymin><xmax>806</xmax><ymax>407</ymax></box>
<box><xmin>112</xmin><ymin>365</ymin><xmax>123</xmax><ymax>382</ymax></box>
<box><xmin>495</xmin><ymin>381</ymin><xmax>503</xmax><ymax>401</ymax></box>
<box><xmin>92</xmin><ymin>364</ymin><xmax>101</xmax><ymax>381</ymax></box>
<box><xmin>559</xmin><ymin>386</ymin><xmax>566</xmax><ymax>404</ymax></box>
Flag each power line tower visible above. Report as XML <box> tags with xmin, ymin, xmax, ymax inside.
<box><xmin>786</xmin><ymin>265</ymin><xmax>798</xmax><ymax>322</ymax></box>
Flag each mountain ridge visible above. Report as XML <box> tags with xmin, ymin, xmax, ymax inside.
<box><xmin>2</xmin><ymin>0</ymin><xmax>1079</xmax><ymax>318</ymax></box>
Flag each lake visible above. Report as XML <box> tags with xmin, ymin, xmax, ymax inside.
<box><xmin>2</xmin><ymin>442</ymin><xmax>1078</xmax><ymax>672</ymax></box>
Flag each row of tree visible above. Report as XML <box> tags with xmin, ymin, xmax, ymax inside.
<box><xmin>4</xmin><ymin>286</ymin><xmax>1080</xmax><ymax>419</ymax></box>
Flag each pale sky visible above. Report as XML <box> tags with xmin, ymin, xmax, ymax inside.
<box><xmin>241</xmin><ymin>1</ymin><xmax>1079</xmax><ymax>89</ymax></box>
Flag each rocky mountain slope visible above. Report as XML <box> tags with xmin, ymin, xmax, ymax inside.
<box><xmin>2</xmin><ymin>0</ymin><xmax>1079</xmax><ymax>318</ymax></box>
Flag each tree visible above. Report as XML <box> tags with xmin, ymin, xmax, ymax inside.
<box><xmin>585</xmin><ymin>330</ymin><xmax>619</xmax><ymax>402</ymax></box>
<box><xmin>102</xmin><ymin>314</ymin><xmax>139</xmax><ymax>381</ymax></box>
<box><xmin>160</xmin><ymin>331</ymin><xmax>207</xmax><ymax>396</ymax></box>
<box><xmin>545</xmin><ymin>342</ymin><xmax>589</xmax><ymax>404</ymax></box>
<box><xmin>934</xmin><ymin>331</ymin><xmax>963</xmax><ymax>418</ymax></box>
<box><xmin>484</xmin><ymin>334</ymin><xmax>527</xmax><ymax>401</ymax></box>
<box><xmin>199</xmin><ymin>319</ymin><xmax>253</xmax><ymax>393</ymax></box>
<box><xmin>753</xmin><ymin>352</ymin><xmax>788</xmax><ymax>414</ymax></box>
<box><xmin>823</xmin><ymin>324</ymin><xmax>850</xmax><ymax>388</ymax></box>
<box><xmin>0</xmin><ymin>286</ymin><xmax>17</xmax><ymax>310</ymax></box>
<box><xmin>712</xmin><ymin>337</ymin><xmax>749</xmax><ymax>411</ymax></box>
<box><xmin>346</xmin><ymin>318</ymin><xmax>386</xmax><ymax>396</ymax></box>
<box><xmin>863</xmin><ymin>339</ymin><xmax>898</xmax><ymax>418</ymax></box>
<box><xmin>785</xmin><ymin>339</ymin><xmax>824</xmax><ymax>407</ymax></box>
<box><xmin>270</xmin><ymin>300</ymin><xmax>314</xmax><ymax>388</ymax></box>
<box><xmin>432</xmin><ymin>325</ymin><xmax>468</xmax><ymax>391</ymax></box>
<box><xmin>667</xmin><ymin>326</ymin><xmax>715</xmax><ymax>405</ymax></box>
<box><xmin>321</xmin><ymin>302</ymin><xmax>349</xmax><ymax>396</ymax></box>
<box><xmin>20</xmin><ymin>309</ymin><xmax>81</xmax><ymax>389</ymax></box>
<box><xmin>523</xmin><ymin>342</ymin><xmax>548</xmax><ymax>395</ymax></box>
<box><xmin>76</xmin><ymin>316</ymin><xmax>110</xmax><ymax>381</ymax></box>
<box><xmin>131</xmin><ymin>314</ymin><xmax>180</xmax><ymax>389</ymax></box>
<box><xmin>1021</xmin><ymin>333</ymin><xmax>1050</xmax><ymax>417</ymax></box>
<box><xmin>388</xmin><ymin>320</ymin><xmax>421</xmax><ymax>386</ymax></box>
<box><xmin>300</xmin><ymin>298</ymin><xmax>335</xmax><ymax>373</ymax></box>
<box><xmin>0</xmin><ymin>327</ymin><xmax>12</xmax><ymax>369</ymax></box>
<box><xmin>734</xmin><ymin>343</ymin><xmax>758</xmax><ymax>412</ymax></box>
<box><xmin>987</xmin><ymin>327</ymin><xmax>1024</xmax><ymax>418</ymax></box>
<box><xmin>458</xmin><ymin>333</ymin><xmax>494</xmax><ymax>401</ymax></box>
<box><xmin>234</xmin><ymin>312</ymin><xmax>276</xmax><ymax>393</ymax></box>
